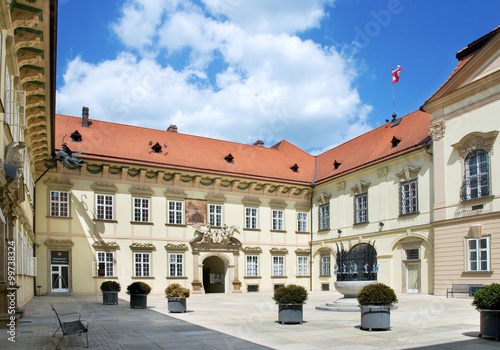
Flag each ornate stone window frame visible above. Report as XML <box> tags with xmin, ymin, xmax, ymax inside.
<box><xmin>130</xmin><ymin>242</ymin><xmax>155</xmax><ymax>279</ymax></box>
<box><xmin>45</xmin><ymin>178</ymin><xmax>73</xmax><ymax>219</ymax></box>
<box><xmin>165</xmin><ymin>243</ymin><xmax>188</xmax><ymax>279</ymax></box>
<box><xmin>165</xmin><ymin>189</ymin><xmax>187</xmax><ymax>226</ymax></box>
<box><xmin>451</xmin><ymin>131</ymin><xmax>498</xmax><ymax>161</ymax></box>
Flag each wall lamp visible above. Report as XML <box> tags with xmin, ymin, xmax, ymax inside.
<box><xmin>337</xmin><ymin>229</ymin><xmax>342</xmax><ymax>234</ymax></box>
<box><xmin>379</xmin><ymin>222</ymin><xmax>384</xmax><ymax>227</ymax></box>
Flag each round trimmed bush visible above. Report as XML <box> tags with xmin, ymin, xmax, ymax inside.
<box><xmin>127</xmin><ymin>281</ymin><xmax>151</xmax><ymax>295</ymax></box>
<box><xmin>165</xmin><ymin>283</ymin><xmax>190</xmax><ymax>298</ymax></box>
<box><xmin>100</xmin><ymin>280</ymin><xmax>121</xmax><ymax>292</ymax></box>
<box><xmin>273</xmin><ymin>284</ymin><xmax>308</xmax><ymax>304</ymax></box>
<box><xmin>357</xmin><ymin>283</ymin><xmax>398</xmax><ymax>306</ymax></box>
<box><xmin>472</xmin><ymin>283</ymin><xmax>500</xmax><ymax>310</ymax></box>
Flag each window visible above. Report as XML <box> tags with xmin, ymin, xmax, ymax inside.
<box><xmin>246</xmin><ymin>255</ymin><xmax>259</xmax><ymax>277</ymax></box>
<box><xmin>168</xmin><ymin>200</ymin><xmax>184</xmax><ymax>225</ymax></box>
<box><xmin>50</xmin><ymin>191</ymin><xmax>69</xmax><ymax>217</ymax></box>
<box><xmin>209</xmin><ymin>204</ymin><xmax>223</xmax><ymax>227</ymax></box>
<box><xmin>245</xmin><ymin>207</ymin><xmax>258</xmax><ymax>229</ymax></box>
<box><xmin>462</xmin><ymin>150</ymin><xmax>489</xmax><ymax>201</ymax></box>
<box><xmin>272</xmin><ymin>256</ymin><xmax>285</xmax><ymax>277</ymax></box>
<box><xmin>297</xmin><ymin>212</ymin><xmax>308</xmax><ymax>232</ymax></box>
<box><xmin>400</xmin><ymin>179</ymin><xmax>418</xmax><ymax>215</ymax></box>
<box><xmin>134</xmin><ymin>252</ymin><xmax>151</xmax><ymax>277</ymax></box>
<box><xmin>320</xmin><ymin>255</ymin><xmax>331</xmax><ymax>276</ymax></box>
<box><xmin>133</xmin><ymin>197</ymin><xmax>150</xmax><ymax>222</ymax></box>
<box><xmin>70</xmin><ymin>130</ymin><xmax>82</xmax><ymax>142</ymax></box>
<box><xmin>405</xmin><ymin>249</ymin><xmax>419</xmax><ymax>260</ymax></box>
<box><xmin>169</xmin><ymin>253</ymin><xmax>184</xmax><ymax>277</ymax></box>
<box><xmin>297</xmin><ymin>256</ymin><xmax>309</xmax><ymax>276</ymax></box>
<box><xmin>272</xmin><ymin>210</ymin><xmax>284</xmax><ymax>230</ymax></box>
<box><xmin>319</xmin><ymin>204</ymin><xmax>330</xmax><ymax>230</ymax></box>
<box><xmin>96</xmin><ymin>252</ymin><xmax>114</xmax><ymax>277</ymax></box>
<box><xmin>96</xmin><ymin>194</ymin><xmax>114</xmax><ymax>220</ymax></box>
<box><xmin>354</xmin><ymin>193</ymin><xmax>368</xmax><ymax>224</ymax></box>
<box><xmin>467</xmin><ymin>237</ymin><xmax>489</xmax><ymax>272</ymax></box>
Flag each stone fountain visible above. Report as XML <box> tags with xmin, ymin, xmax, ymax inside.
<box><xmin>317</xmin><ymin>241</ymin><xmax>378</xmax><ymax>312</ymax></box>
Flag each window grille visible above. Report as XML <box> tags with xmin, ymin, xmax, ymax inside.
<box><xmin>400</xmin><ymin>179</ymin><xmax>418</xmax><ymax>215</ymax></box>
<box><xmin>461</xmin><ymin>150</ymin><xmax>489</xmax><ymax>201</ymax></box>
<box><xmin>319</xmin><ymin>204</ymin><xmax>330</xmax><ymax>230</ymax></box>
<box><xmin>405</xmin><ymin>249</ymin><xmax>419</xmax><ymax>260</ymax></box>
<box><xmin>321</xmin><ymin>283</ymin><xmax>330</xmax><ymax>291</ymax></box>
<box><xmin>247</xmin><ymin>285</ymin><xmax>259</xmax><ymax>292</ymax></box>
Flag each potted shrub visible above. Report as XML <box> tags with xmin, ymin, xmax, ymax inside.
<box><xmin>357</xmin><ymin>282</ymin><xmax>398</xmax><ymax>331</ymax></box>
<box><xmin>272</xmin><ymin>284</ymin><xmax>308</xmax><ymax>324</ymax></box>
<box><xmin>127</xmin><ymin>281</ymin><xmax>151</xmax><ymax>309</ymax></box>
<box><xmin>165</xmin><ymin>283</ymin><xmax>190</xmax><ymax>313</ymax></box>
<box><xmin>472</xmin><ymin>283</ymin><xmax>500</xmax><ymax>341</ymax></box>
<box><xmin>100</xmin><ymin>280</ymin><xmax>121</xmax><ymax>305</ymax></box>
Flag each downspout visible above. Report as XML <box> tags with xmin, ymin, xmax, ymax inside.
<box><xmin>309</xmin><ymin>156</ymin><xmax>317</xmax><ymax>291</ymax></box>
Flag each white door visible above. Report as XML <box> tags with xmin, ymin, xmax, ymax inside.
<box><xmin>51</xmin><ymin>265</ymin><xmax>69</xmax><ymax>292</ymax></box>
<box><xmin>406</xmin><ymin>263</ymin><xmax>419</xmax><ymax>293</ymax></box>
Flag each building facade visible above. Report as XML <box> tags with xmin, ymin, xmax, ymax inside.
<box><xmin>0</xmin><ymin>0</ymin><xmax>57</xmax><ymax>326</ymax></box>
<box><xmin>423</xmin><ymin>26</ymin><xmax>500</xmax><ymax>296</ymax></box>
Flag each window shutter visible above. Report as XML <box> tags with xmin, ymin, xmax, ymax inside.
<box><xmin>31</xmin><ymin>257</ymin><xmax>37</xmax><ymax>276</ymax></box>
<box><xmin>92</xmin><ymin>262</ymin><xmax>98</xmax><ymax>277</ymax></box>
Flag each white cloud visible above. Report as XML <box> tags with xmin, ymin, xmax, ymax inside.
<box><xmin>57</xmin><ymin>0</ymin><xmax>372</xmax><ymax>153</ymax></box>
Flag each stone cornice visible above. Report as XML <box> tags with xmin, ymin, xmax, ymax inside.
<box><xmin>270</xmin><ymin>247</ymin><xmax>288</xmax><ymax>254</ymax></box>
<box><xmin>92</xmin><ymin>241</ymin><xmax>119</xmax><ymax>250</ymax></box>
<box><xmin>45</xmin><ymin>177</ymin><xmax>73</xmax><ymax>190</ymax></box>
<box><xmin>91</xmin><ymin>182</ymin><xmax>118</xmax><ymax>193</ymax></box>
<box><xmin>164</xmin><ymin>243</ymin><xmax>188</xmax><ymax>251</ymax></box>
<box><xmin>129</xmin><ymin>185</ymin><xmax>154</xmax><ymax>196</ymax></box>
<box><xmin>451</xmin><ymin>131</ymin><xmax>499</xmax><ymax>160</ymax></box>
<box><xmin>242</xmin><ymin>246</ymin><xmax>263</xmax><ymax>253</ymax></box>
<box><xmin>44</xmin><ymin>239</ymin><xmax>74</xmax><ymax>248</ymax></box>
<box><xmin>129</xmin><ymin>242</ymin><xmax>156</xmax><ymax>251</ymax></box>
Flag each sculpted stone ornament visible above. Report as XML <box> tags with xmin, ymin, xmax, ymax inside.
<box><xmin>193</xmin><ymin>224</ymin><xmax>240</xmax><ymax>245</ymax></box>
<box><xmin>56</xmin><ymin>143</ymin><xmax>83</xmax><ymax>167</ymax></box>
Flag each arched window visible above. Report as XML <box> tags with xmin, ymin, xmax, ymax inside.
<box><xmin>462</xmin><ymin>149</ymin><xmax>489</xmax><ymax>201</ymax></box>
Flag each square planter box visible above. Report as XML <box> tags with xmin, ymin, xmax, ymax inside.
<box><xmin>102</xmin><ymin>291</ymin><xmax>119</xmax><ymax>305</ymax></box>
<box><xmin>129</xmin><ymin>294</ymin><xmax>148</xmax><ymax>309</ymax></box>
<box><xmin>167</xmin><ymin>297</ymin><xmax>187</xmax><ymax>313</ymax></box>
<box><xmin>278</xmin><ymin>304</ymin><xmax>303</xmax><ymax>324</ymax></box>
<box><xmin>360</xmin><ymin>305</ymin><xmax>391</xmax><ymax>331</ymax></box>
<box><xmin>479</xmin><ymin>310</ymin><xmax>500</xmax><ymax>341</ymax></box>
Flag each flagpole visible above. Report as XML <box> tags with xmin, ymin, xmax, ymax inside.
<box><xmin>392</xmin><ymin>75</ymin><xmax>396</xmax><ymax>120</ymax></box>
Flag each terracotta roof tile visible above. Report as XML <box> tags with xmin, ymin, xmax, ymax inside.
<box><xmin>315</xmin><ymin>110</ymin><xmax>431</xmax><ymax>184</ymax></box>
<box><xmin>55</xmin><ymin>114</ymin><xmax>316</xmax><ymax>185</ymax></box>
<box><xmin>55</xmin><ymin>110</ymin><xmax>431</xmax><ymax>186</ymax></box>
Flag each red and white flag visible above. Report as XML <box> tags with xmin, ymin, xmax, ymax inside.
<box><xmin>392</xmin><ymin>65</ymin><xmax>401</xmax><ymax>84</ymax></box>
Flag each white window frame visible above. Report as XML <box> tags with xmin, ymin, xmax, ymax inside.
<box><xmin>96</xmin><ymin>194</ymin><xmax>114</xmax><ymax>220</ymax></box>
<box><xmin>272</xmin><ymin>209</ymin><xmax>284</xmax><ymax>231</ymax></box>
<box><xmin>463</xmin><ymin>149</ymin><xmax>490</xmax><ymax>201</ymax></box>
<box><xmin>320</xmin><ymin>254</ymin><xmax>331</xmax><ymax>276</ymax></box>
<box><xmin>467</xmin><ymin>237</ymin><xmax>489</xmax><ymax>272</ymax></box>
<box><xmin>208</xmin><ymin>203</ymin><xmax>223</xmax><ymax>227</ymax></box>
<box><xmin>168</xmin><ymin>200</ymin><xmax>184</xmax><ymax>225</ymax></box>
<box><xmin>94</xmin><ymin>251</ymin><xmax>115</xmax><ymax>277</ymax></box>
<box><xmin>354</xmin><ymin>193</ymin><xmax>368</xmax><ymax>224</ymax></box>
<box><xmin>134</xmin><ymin>252</ymin><xmax>151</xmax><ymax>277</ymax></box>
<box><xmin>319</xmin><ymin>204</ymin><xmax>329</xmax><ymax>230</ymax></box>
<box><xmin>297</xmin><ymin>256</ymin><xmax>309</xmax><ymax>276</ymax></box>
<box><xmin>272</xmin><ymin>256</ymin><xmax>285</xmax><ymax>277</ymax></box>
<box><xmin>400</xmin><ymin>179</ymin><xmax>418</xmax><ymax>215</ymax></box>
<box><xmin>50</xmin><ymin>190</ymin><xmax>70</xmax><ymax>217</ymax></box>
<box><xmin>133</xmin><ymin>197</ymin><xmax>150</xmax><ymax>222</ymax></box>
<box><xmin>245</xmin><ymin>207</ymin><xmax>258</xmax><ymax>229</ymax></box>
<box><xmin>246</xmin><ymin>255</ymin><xmax>259</xmax><ymax>277</ymax></box>
<box><xmin>297</xmin><ymin>212</ymin><xmax>308</xmax><ymax>232</ymax></box>
<box><xmin>169</xmin><ymin>253</ymin><xmax>184</xmax><ymax>277</ymax></box>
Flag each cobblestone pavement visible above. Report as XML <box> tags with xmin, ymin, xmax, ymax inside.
<box><xmin>0</xmin><ymin>291</ymin><xmax>498</xmax><ymax>349</ymax></box>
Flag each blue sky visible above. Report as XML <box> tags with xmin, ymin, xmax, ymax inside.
<box><xmin>55</xmin><ymin>0</ymin><xmax>500</xmax><ymax>154</ymax></box>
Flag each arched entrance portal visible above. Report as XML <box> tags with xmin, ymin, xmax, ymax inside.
<box><xmin>202</xmin><ymin>256</ymin><xmax>227</xmax><ymax>293</ymax></box>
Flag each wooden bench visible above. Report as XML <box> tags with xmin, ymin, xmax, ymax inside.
<box><xmin>446</xmin><ymin>284</ymin><xmax>483</xmax><ymax>298</ymax></box>
<box><xmin>51</xmin><ymin>303</ymin><xmax>89</xmax><ymax>349</ymax></box>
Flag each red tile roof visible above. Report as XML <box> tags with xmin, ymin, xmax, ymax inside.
<box><xmin>55</xmin><ymin>109</ymin><xmax>431</xmax><ymax>185</ymax></box>
<box><xmin>315</xmin><ymin>110</ymin><xmax>431</xmax><ymax>184</ymax></box>
<box><xmin>55</xmin><ymin>114</ymin><xmax>316</xmax><ymax>185</ymax></box>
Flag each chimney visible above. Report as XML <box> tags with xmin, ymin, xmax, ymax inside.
<box><xmin>167</xmin><ymin>125</ymin><xmax>178</xmax><ymax>133</ymax></box>
<box><xmin>82</xmin><ymin>107</ymin><xmax>90</xmax><ymax>127</ymax></box>
<box><xmin>253</xmin><ymin>140</ymin><xmax>264</xmax><ymax>147</ymax></box>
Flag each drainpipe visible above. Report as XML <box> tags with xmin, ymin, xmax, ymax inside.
<box><xmin>309</xmin><ymin>156</ymin><xmax>317</xmax><ymax>291</ymax></box>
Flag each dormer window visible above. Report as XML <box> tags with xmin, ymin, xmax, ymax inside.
<box><xmin>224</xmin><ymin>153</ymin><xmax>234</xmax><ymax>163</ymax></box>
<box><xmin>290</xmin><ymin>163</ymin><xmax>299</xmax><ymax>173</ymax></box>
<box><xmin>151</xmin><ymin>142</ymin><xmax>162</xmax><ymax>154</ymax></box>
<box><xmin>391</xmin><ymin>137</ymin><xmax>401</xmax><ymax>148</ymax></box>
<box><xmin>70</xmin><ymin>131</ymin><xmax>82</xmax><ymax>142</ymax></box>
<box><xmin>333</xmin><ymin>160</ymin><xmax>342</xmax><ymax>170</ymax></box>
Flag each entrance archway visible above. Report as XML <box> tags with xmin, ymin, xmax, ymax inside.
<box><xmin>202</xmin><ymin>256</ymin><xmax>227</xmax><ymax>293</ymax></box>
